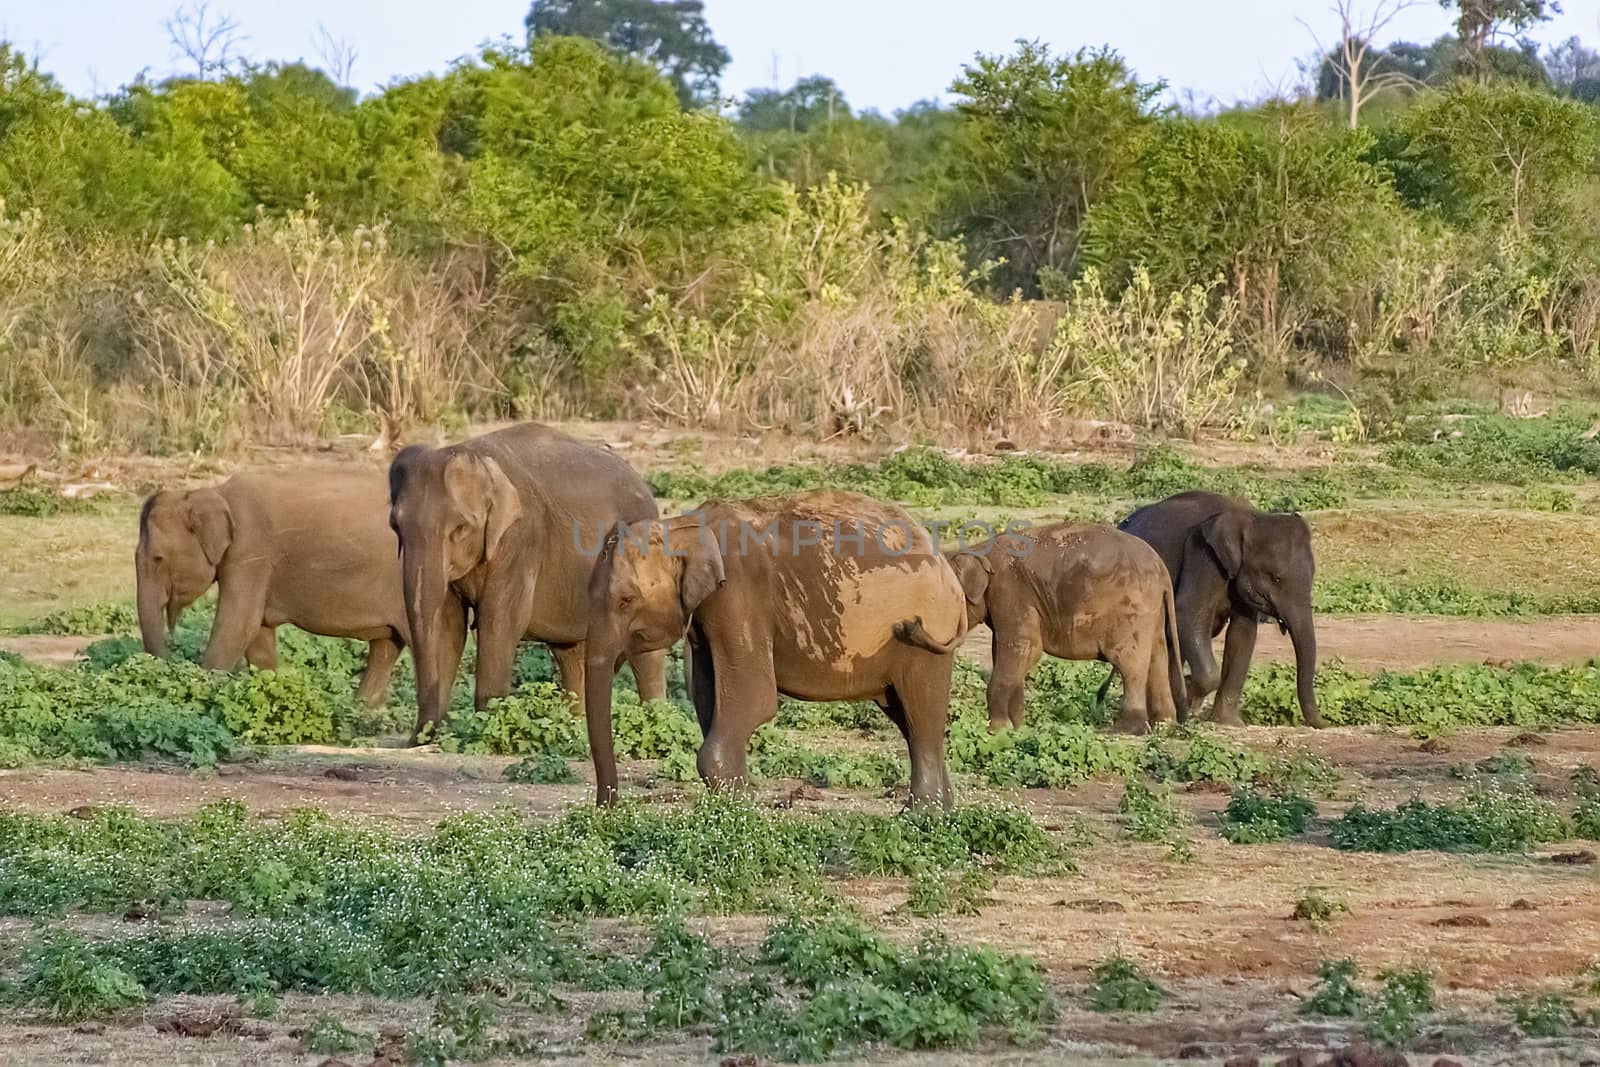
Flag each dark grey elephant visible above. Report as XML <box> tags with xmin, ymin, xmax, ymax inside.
<box><xmin>1119</xmin><ymin>490</ymin><xmax>1320</xmax><ymax>727</ymax></box>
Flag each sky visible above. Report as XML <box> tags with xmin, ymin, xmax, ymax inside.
<box><xmin>6</xmin><ymin>0</ymin><xmax>1599</xmax><ymax>111</ymax></box>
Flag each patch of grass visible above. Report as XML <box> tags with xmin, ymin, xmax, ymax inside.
<box><xmin>1117</xmin><ymin>778</ymin><xmax>1193</xmax><ymax>862</ymax></box>
<box><xmin>10</xmin><ymin>931</ymin><xmax>147</xmax><ymax>1020</ymax></box>
<box><xmin>504</xmin><ymin>752</ymin><xmax>578</xmax><ymax>784</ymax></box>
<box><xmin>1219</xmin><ymin>787</ymin><xmax>1316</xmax><ymax>844</ymax></box>
<box><xmin>1084</xmin><ymin>955</ymin><xmax>1164</xmax><ymax>1013</ymax></box>
<box><xmin>1573</xmin><ymin>800</ymin><xmax>1600</xmax><ymax>841</ymax></box>
<box><xmin>1314</xmin><ymin>573</ymin><xmax>1600</xmax><ymax>617</ymax></box>
<box><xmin>898</xmin><ymin>866</ymin><xmax>992</xmax><ymax>918</ymax></box>
<box><xmin>0</xmin><ymin>486</ymin><xmax>99</xmax><ymax>517</ymax></box>
<box><xmin>1385</xmin><ymin>411</ymin><xmax>1600</xmax><ymax>485</ymax></box>
<box><xmin>14</xmin><ymin>601</ymin><xmax>138</xmax><ymax>636</ymax></box>
<box><xmin>1504</xmin><ymin>992</ymin><xmax>1580</xmax><ymax>1038</ymax></box>
<box><xmin>1291</xmin><ymin>887</ymin><xmax>1349</xmax><ymax>929</ymax></box>
<box><xmin>1363</xmin><ymin>968</ymin><xmax>1436</xmax><ymax>1049</ymax></box>
<box><xmin>1302</xmin><ymin>958</ymin><xmax>1364</xmax><ymax>1017</ymax></box>
<box><xmin>299</xmin><ymin>1013</ymin><xmax>374</xmax><ymax>1055</ymax></box>
<box><xmin>1329</xmin><ymin>789</ymin><xmax>1570</xmax><ymax>853</ymax></box>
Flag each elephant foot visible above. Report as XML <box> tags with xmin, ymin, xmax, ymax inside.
<box><xmin>987</xmin><ymin>717</ymin><xmax>1015</xmax><ymax>734</ymax></box>
<box><xmin>1208</xmin><ymin>709</ymin><xmax>1245</xmax><ymax>727</ymax></box>
<box><xmin>1301</xmin><ymin>710</ymin><xmax>1327</xmax><ymax>729</ymax></box>
<box><xmin>1111</xmin><ymin>712</ymin><xmax>1150</xmax><ymax>736</ymax></box>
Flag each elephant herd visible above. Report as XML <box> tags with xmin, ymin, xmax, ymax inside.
<box><xmin>135</xmin><ymin>422</ymin><xmax>1321</xmax><ymax>809</ymax></box>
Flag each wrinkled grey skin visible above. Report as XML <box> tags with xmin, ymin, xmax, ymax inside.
<box><xmin>387</xmin><ymin>423</ymin><xmax>667</xmax><ymax>741</ymax></box>
<box><xmin>1120</xmin><ymin>490</ymin><xmax>1321</xmax><ymax>727</ymax></box>
<box><xmin>136</xmin><ymin>471</ymin><xmax>409</xmax><ymax>706</ymax></box>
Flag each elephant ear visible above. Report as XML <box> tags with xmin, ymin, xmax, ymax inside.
<box><xmin>948</xmin><ymin>552</ymin><xmax>992</xmax><ymax>618</ymax></box>
<box><xmin>444</xmin><ymin>453</ymin><xmax>524</xmax><ymax>563</ymax></box>
<box><xmin>1199</xmin><ymin>509</ymin><xmax>1249</xmax><ymax>581</ymax></box>
<box><xmin>186</xmin><ymin>489</ymin><xmax>233</xmax><ymax>567</ymax></box>
<box><xmin>677</xmin><ymin>523</ymin><xmax>726</xmax><ymax>618</ymax></box>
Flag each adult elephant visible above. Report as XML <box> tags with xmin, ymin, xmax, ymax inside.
<box><xmin>136</xmin><ymin>471</ymin><xmax>408</xmax><ymax>706</ymax></box>
<box><xmin>387</xmin><ymin>423</ymin><xmax>667</xmax><ymax>740</ymax></box>
<box><xmin>1119</xmin><ymin>491</ymin><xmax>1321</xmax><ymax>727</ymax></box>
<box><xmin>581</xmin><ymin>490</ymin><xmax>966</xmax><ymax>809</ymax></box>
<box><xmin>924</xmin><ymin>523</ymin><xmax>1186</xmax><ymax>735</ymax></box>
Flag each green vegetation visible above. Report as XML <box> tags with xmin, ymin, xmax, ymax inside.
<box><xmin>1330</xmin><ymin>789</ymin><xmax>1574</xmax><ymax>852</ymax></box>
<box><xmin>14</xmin><ymin>601</ymin><xmax>138</xmax><ymax>636</ymax></box>
<box><xmin>1291</xmin><ymin>887</ymin><xmax>1349</xmax><ymax>928</ymax></box>
<box><xmin>0</xmin><ymin>486</ymin><xmax>99</xmax><ymax>518</ymax></box>
<box><xmin>1364</xmin><ymin>969</ymin><xmax>1438</xmax><ymax>1048</ymax></box>
<box><xmin>1303</xmin><ymin>958</ymin><xmax>1366</xmax><ymax>1018</ymax></box>
<box><xmin>1084</xmin><ymin>955</ymin><xmax>1165</xmax><ymax>1013</ymax></box>
<box><xmin>1219</xmin><ymin>787</ymin><xmax>1317</xmax><ymax>843</ymax></box>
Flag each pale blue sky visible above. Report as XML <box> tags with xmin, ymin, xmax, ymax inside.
<box><xmin>7</xmin><ymin>0</ymin><xmax>1599</xmax><ymax>110</ymax></box>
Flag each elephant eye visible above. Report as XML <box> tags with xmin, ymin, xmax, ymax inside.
<box><xmin>617</xmin><ymin>593</ymin><xmax>636</xmax><ymax>608</ymax></box>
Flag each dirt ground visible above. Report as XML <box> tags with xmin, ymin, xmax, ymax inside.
<box><xmin>1</xmin><ymin>725</ymin><xmax>1597</xmax><ymax>1066</ymax></box>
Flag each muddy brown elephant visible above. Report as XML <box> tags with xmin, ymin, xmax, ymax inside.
<box><xmin>917</xmin><ymin>523</ymin><xmax>1186</xmax><ymax>735</ymax></box>
<box><xmin>136</xmin><ymin>471</ymin><xmax>409</xmax><ymax>707</ymax></box>
<box><xmin>581</xmin><ymin>490</ymin><xmax>967</xmax><ymax>809</ymax></box>
<box><xmin>1120</xmin><ymin>490</ymin><xmax>1320</xmax><ymax>727</ymax></box>
<box><xmin>387</xmin><ymin>423</ymin><xmax>667</xmax><ymax>740</ymax></box>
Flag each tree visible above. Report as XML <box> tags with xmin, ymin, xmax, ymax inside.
<box><xmin>1441</xmin><ymin>0</ymin><xmax>1559</xmax><ymax>80</ymax></box>
<box><xmin>1305</xmin><ymin>0</ymin><xmax>1424</xmax><ymax>128</ymax></box>
<box><xmin>1400</xmin><ymin>80</ymin><xmax>1599</xmax><ymax>233</ymax></box>
<box><xmin>1544</xmin><ymin>35</ymin><xmax>1600</xmax><ymax>96</ymax></box>
<box><xmin>164</xmin><ymin>2</ymin><xmax>247</xmax><ymax>80</ymax></box>
<box><xmin>947</xmin><ymin>42</ymin><xmax>1166</xmax><ymax>295</ymax></box>
<box><xmin>524</xmin><ymin>0</ymin><xmax>729</xmax><ymax>107</ymax></box>
<box><xmin>737</xmin><ymin>75</ymin><xmax>847</xmax><ymax>134</ymax></box>
<box><xmin>312</xmin><ymin>24</ymin><xmax>359</xmax><ymax>89</ymax></box>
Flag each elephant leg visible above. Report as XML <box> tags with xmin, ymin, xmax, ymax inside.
<box><xmin>1110</xmin><ymin>637</ymin><xmax>1154</xmax><ymax>736</ymax></box>
<box><xmin>887</xmin><ymin>661</ymin><xmax>956</xmax><ymax>811</ymax></box>
<box><xmin>471</xmin><ymin>605</ymin><xmax>524</xmax><ymax>713</ymax></box>
<box><xmin>1178</xmin><ymin>608</ymin><xmax>1222</xmax><ymax>715</ymax></box>
<box><xmin>355</xmin><ymin>636</ymin><xmax>402</xmax><ymax>708</ymax></box>
<box><xmin>988</xmin><ymin>617</ymin><xmax>1042</xmax><ymax>731</ymax></box>
<box><xmin>200</xmin><ymin>574</ymin><xmax>269</xmax><ymax>671</ymax></box>
<box><xmin>628</xmin><ymin>648</ymin><xmax>669</xmax><ymax>703</ymax></box>
<box><xmin>1210</xmin><ymin>611</ymin><xmax>1258</xmax><ymax>726</ymax></box>
<box><xmin>1145</xmin><ymin>624</ymin><xmax>1177</xmax><ymax>728</ymax></box>
<box><xmin>696</xmin><ymin>635</ymin><xmax>775</xmax><ymax>789</ymax></box>
<box><xmin>551</xmin><ymin>644</ymin><xmax>587</xmax><ymax>713</ymax></box>
<box><xmin>244</xmin><ymin>626</ymin><xmax>277</xmax><ymax>670</ymax></box>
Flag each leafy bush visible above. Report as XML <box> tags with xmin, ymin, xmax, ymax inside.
<box><xmin>1302</xmin><ymin>958</ymin><xmax>1364</xmax><ymax>1017</ymax></box>
<box><xmin>0</xmin><ymin>486</ymin><xmax>97</xmax><ymax>517</ymax></box>
<box><xmin>1364</xmin><ymin>968</ymin><xmax>1435</xmax><ymax>1049</ymax></box>
<box><xmin>1220</xmin><ymin>787</ymin><xmax>1316</xmax><ymax>844</ymax></box>
<box><xmin>15</xmin><ymin>601</ymin><xmax>138</xmax><ymax>636</ymax></box>
<box><xmin>1292</xmin><ymin>887</ymin><xmax>1349</xmax><ymax>928</ymax></box>
<box><xmin>1504</xmin><ymin>992</ymin><xmax>1580</xmax><ymax>1038</ymax></box>
<box><xmin>504</xmin><ymin>752</ymin><xmax>578</xmax><ymax>784</ymax></box>
<box><xmin>1084</xmin><ymin>955</ymin><xmax>1164</xmax><ymax>1013</ymax></box>
<box><xmin>1329</xmin><ymin>790</ymin><xmax>1569</xmax><ymax>853</ymax></box>
<box><xmin>299</xmin><ymin>1013</ymin><xmax>374</xmax><ymax>1055</ymax></box>
<box><xmin>10</xmin><ymin>932</ymin><xmax>147</xmax><ymax>1020</ymax></box>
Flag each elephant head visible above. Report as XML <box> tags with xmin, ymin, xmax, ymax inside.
<box><xmin>583</xmin><ymin>518</ymin><xmax>724</xmax><ymax>805</ymax></box>
<box><xmin>946</xmin><ymin>551</ymin><xmax>993</xmax><ymax>629</ymax></box>
<box><xmin>135</xmin><ymin>488</ymin><xmax>233</xmax><ymax>656</ymax></box>
<box><xmin>388</xmin><ymin>445</ymin><xmax>524</xmax><ymax>728</ymax></box>
<box><xmin>1198</xmin><ymin>508</ymin><xmax>1320</xmax><ymax>725</ymax></box>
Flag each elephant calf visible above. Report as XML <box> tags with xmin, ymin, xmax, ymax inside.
<box><xmin>1120</xmin><ymin>490</ymin><xmax>1320</xmax><ymax>727</ymax></box>
<box><xmin>136</xmin><ymin>470</ymin><xmax>409</xmax><ymax>706</ymax></box>
<box><xmin>582</xmin><ymin>490</ymin><xmax>967</xmax><ymax>809</ymax></box>
<box><xmin>907</xmin><ymin>522</ymin><xmax>1184</xmax><ymax>734</ymax></box>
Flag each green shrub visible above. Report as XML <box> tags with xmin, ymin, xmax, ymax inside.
<box><xmin>299</xmin><ymin>1013</ymin><xmax>374</xmax><ymax>1055</ymax></box>
<box><xmin>1302</xmin><ymin>958</ymin><xmax>1364</xmax><ymax>1017</ymax></box>
<box><xmin>1364</xmin><ymin>968</ymin><xmax>1435</xmax><ymax>1049</ymax></box>
<box><xmin>1573</xmin><ymin>800</ymin><xmax>1600</xmax><ymax>841</ymax></box>
<box><xmin>10</xmin><ymin>932</ymin><xmax>147</xmax><ymax>1020</ymax></box>
<box><xmin>1505</xmin><ymin>992</ymin><xmax>1579</xmax><ymax>1038</ymax></box>
<box><xmin>16</xmin><ymin>601</ymin><xmax>138</xmax><ymax>636</ymax></box>
<box><xmin>1220</xmin><ymin>787</ymin><xmax>1315</xmax><ymax>844</ymax></box>
<box><xmin>1330</xmin><ymin>790</ymin><xmax>1569</xmax><ymax>853</ymax></box>
<box><xmin>504</xmin><ymin>752</ymin><xmax>578</xmax><ymax>784</ymax></box>
<box><xmin>1291</xmin><ymin>887</ymin><xmax>1348</xmax><ymax>928</ymax></box>
<box><xmin>0</xmin><ymin>486</ymin><xmax>97</xmax><ymax>517</ymax></box>
<box><xmin>1085</xmin><ymin>955</ymin><xmax>1164</xmax><ymax>1013</ymax></box>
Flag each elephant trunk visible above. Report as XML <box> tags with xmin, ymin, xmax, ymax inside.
<box><xmin>402</xmin><ymin>542</ymin><xmax>449</xmax><ymax>739</ymax></box>
<box><xmin>584</xmin><ymin>642</ymin><xmax>620</xmax><ymax>807</ymax></box>
<box><xmin>137</xmin><ymin>570</ymin><xmax>169</xmax><ymax>658</ymax></box>
<box><xmin>1285</xmin><ymin>606</ymin><xmax>1322</xmax><ymax>727</ymax></box>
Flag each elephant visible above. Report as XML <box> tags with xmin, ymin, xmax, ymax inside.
<box><xmin>928</xmin><ymin>522</ymin><xmax>1186</xmax><ymax>735</ymax></box>
<box><xmin>581</xmin><ymin>490</ymin><xmax>967</xmax><ymax>809</ymax></box>
<box><xmin>1119</xmin><ymin>490</ymin><xmax>1321</xmax><ymax>727</ymax></box>
<box><xmin>135</xmin><ymin>471</ymin><xmax>409</xmax><ymax>707</ymax></box>
<box><xmin>387</xmin><ymin>422</ymin><xmax>667</xmax><ymax>740</ymax></box>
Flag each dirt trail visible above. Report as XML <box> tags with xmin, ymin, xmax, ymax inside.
<box><xmin>958</xmin><ymin>613</ymin><xmax>1600</xmax><ymax>672</ymax></box>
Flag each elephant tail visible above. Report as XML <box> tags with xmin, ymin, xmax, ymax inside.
<box><xmin>892</xmin><ymin>615</ymin><xmax>963</xmax><ymax>656</ymax></box>
<box><xmin>1162</xmin><ymin>585</ymin><xmax>1188</xmax><ymax>723</ymax></box>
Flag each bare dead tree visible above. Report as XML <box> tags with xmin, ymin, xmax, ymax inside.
<box><xmin>165</xmin><ymin>2</ymin><xmax>246</xmax><ymax>79</ymax></box>
<box><xmin>312</xmin><ymin>23</ymin><xmax>359</xmax><ymax>87</ymax></box>
<box><xmin>1301</xmin><ymin>0</ymin><xmax>1425</xmax><ymax>128</ymax></box>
